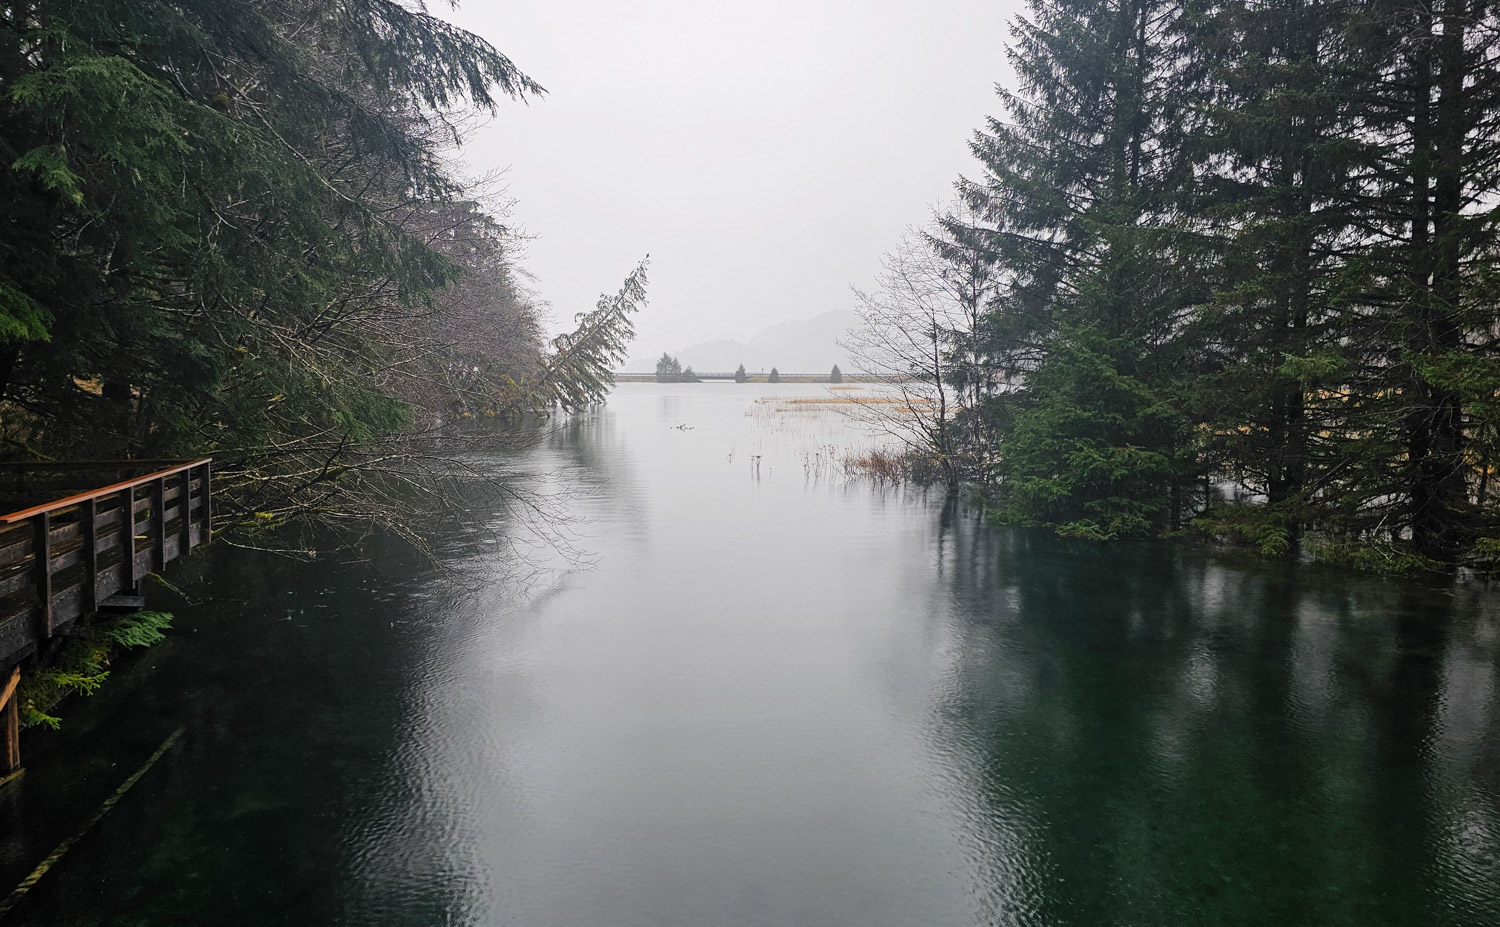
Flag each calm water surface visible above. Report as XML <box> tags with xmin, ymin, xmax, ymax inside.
<box><xmin>2</xmin><ymin>383</ymin><xmax>1499</xmax><ymax>925</ymax></box>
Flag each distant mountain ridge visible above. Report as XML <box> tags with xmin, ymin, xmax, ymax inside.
<box><xmin>624</xmin><ymin>310</ymin><xmax>857</xmax><ymax>373</ymax></box>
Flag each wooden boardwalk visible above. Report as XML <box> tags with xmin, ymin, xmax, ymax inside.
<box><xmin>0</xmin><ymin>460</ymin><xmax>212</xmax><ymax>775</ymax></box>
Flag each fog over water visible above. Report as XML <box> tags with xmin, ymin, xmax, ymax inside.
<box><xmin>440</xmin><ymin>0</ymin><xmax>1022</xmax><ymax>355</ymax></box>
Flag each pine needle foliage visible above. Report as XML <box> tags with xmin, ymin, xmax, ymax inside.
<box><xmin>105</xmin><ymin>610</ymin><xmax>175</xmax><ymax>649</ymax></box>
<box><xmin>14</xmin><ymin>610</ymin><xmax>173</xmax><ymax>729</ymax></box>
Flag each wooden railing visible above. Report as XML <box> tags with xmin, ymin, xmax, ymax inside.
<box><xmin>0</xmin><ymin>460</ymin><xmax>212</xmax><ymax>670</ymax></box>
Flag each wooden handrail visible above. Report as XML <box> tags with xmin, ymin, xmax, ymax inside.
<box><xmin>0</xmin><ymin>459</ymin><xmax>212</xmax><ymax>524</ymax></box>
<box><xmin>0</xmin><ymin>459</ymin><xmax>212</xmax><ymax>470</ymax></box>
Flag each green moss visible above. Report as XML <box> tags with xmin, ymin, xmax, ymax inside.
<box><xmin>1465</xmin><ymin>537</ymin><xmax>1500</xmax><ymax>576</ymax></box>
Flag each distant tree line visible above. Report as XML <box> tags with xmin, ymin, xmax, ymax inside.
<box><xmin>651</xmin><ymin>362</ymin><xmax>842</xmax><ymax>383</ymax></box>
<box><xmin>0</xmin><ymin>0</ymin><xmax>644</xmax><ymax>549</ymax></box>
<box><xmin>655</xmin><ymin>354</ymin><xmax>699</xmax><ymax>382</ymax></box>
<box><xmin>850</xmin><ymin>0</ymin><xmax>1500</xmax><ymax>571</ymax></box>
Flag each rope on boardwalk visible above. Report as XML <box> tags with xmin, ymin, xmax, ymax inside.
<box><xmin>0</xmin><ymin>727</ymin><xmax>186</xmax><ymax>920</ymax></box>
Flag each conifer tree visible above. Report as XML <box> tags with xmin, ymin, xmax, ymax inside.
<box><xmin>1349</xmin><ymin>0</ymin><xmax>1500</xmax><ymax>560</ymax></box>
<box><xmin>0</xmin><ymin>0</ymin><xmax>646</xmax><ymax>545</ymax></box>
<box><xmin>966</xmin><ymin>0</ymin><xmax>1200</xmax><ymax>536</ymax></box>
<box><xmin>1177</xmin><ymin>0</ymin><xmax>1373</xmax><ymax>551</ymax></box>
<box><xmin>655</xmin><ymin>353</ymin><xmax>684</xmax><ymax>383</ymax></box>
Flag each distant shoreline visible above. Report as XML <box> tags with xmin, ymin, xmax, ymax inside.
<box><xmin>612</xmin><ymin>373</ymin><xmax>889</xmax><ymax>384</ymax></box>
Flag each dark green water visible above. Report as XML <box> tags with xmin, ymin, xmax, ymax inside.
<box><xmin>1</xmin><ymin>383</ymin><xmax>1498</xmax><ymax>925</ymax></box>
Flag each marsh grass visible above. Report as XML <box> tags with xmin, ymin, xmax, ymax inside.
<box><xmin>742</xmin><ymin>391</ymin><xmax>908</xmax><ymax>484</ymax></box>
<box><xmin>743</xmin><ymin>390</ymin><xmax>949</xmax><ymax>486</ymax></box>
<box><xmin>841</xmin><ymin>447</ymin><xmax>948</xmax><ymax>484</ymax></box>
<box><xmin>843</xmin><ymin>449</ymin><xmax>908</xmax><ymax>483</ymax></box>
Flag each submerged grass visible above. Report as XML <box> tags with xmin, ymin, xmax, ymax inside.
<box><xmin>742</xmin><ymin>390</ymin><xmax>914</xmax><ymax>484</ymax></box>
<box><xmin>842</xmin><ymin>447</ymin><xmax>950</xmax><ymax>485</ymax></box>
<box><xmin>843</xmin><ymin>449</ymin><xmax>909</xmax><ymax>483</ymax></box>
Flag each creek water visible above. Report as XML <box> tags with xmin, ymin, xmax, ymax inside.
<box><xmin>1</xmin><ymin>382</ymin><xmax>1499</xmax><ymax>926</ymax></box>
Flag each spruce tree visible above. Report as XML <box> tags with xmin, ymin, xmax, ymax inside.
<box><xmin>1177</xmin><ymin>0</ymin><xmax>1373</xmax><ymax>551</ymax></box>
<box><xmin>655</xmin><ymin>353</ymin><xmax>683</xmax><ymax>383</ymax></box>
<box><xmin>0</xmin><ymin>0</ymin><xmax>645</xmax><ymax>543</ymax></box>
<box><xmin>1350</xmin><ymin>0</ymin><xmax>1500</xmax><ymax>560</ymax></box>
<box><xmin>967</xmin><ymin>0</ymin><xmax>1200</xmax><ymax>536</ymax></box>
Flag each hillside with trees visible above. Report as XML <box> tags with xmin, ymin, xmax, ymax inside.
<box><xmin>0</xmin><ymin>0</ymin><xmax>644</xmax><ymax>549</ymax></box>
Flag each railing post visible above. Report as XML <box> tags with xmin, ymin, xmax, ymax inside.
<box><xmin>202</xmin><ymin>461</ymin><xmax>212</xmax><ymax>545</ymax></box>
<box><xmin>83</xmin><ymin>498</ymin><xmax>98</xmax><ymax>616</ymax></box>
<box><xmin>32</xmin><ymin>512</ymin><xmax>51</xmax><ymax>639</ymax></box>
<box><xmin>151</xmin><ymin>477</ymin><xmax>166</xmax><ymax>574</ymax></box>
<box><xmin>126</xmin><ymin>484</ymin><xmax>141</xmax><ymax>585</ymax></box>
<box><xmin>179</xmin><ymin>468</ymin><xmax>192</xmax><ymax>555</ymax></box>
<box><xmin>2</xmin><ymin>666</ymin><xmax>18</xmax><ymax>776</ymax></box>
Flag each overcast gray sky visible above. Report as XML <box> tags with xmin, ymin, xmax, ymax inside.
<box><xmin>444</xmin><ymin>0</ymin><xmax>1021</xmax><ymax>354</ymax></box>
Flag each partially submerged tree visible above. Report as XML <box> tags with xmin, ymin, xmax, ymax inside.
<box><xmin>963</xmin><ymin>0</ymin><xmax>1202</xmax><ymax>535</ymax></box>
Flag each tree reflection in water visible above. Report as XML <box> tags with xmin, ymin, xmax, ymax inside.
<box><xmin>927</xmin><ymin>503</ymin><xmax>1500</xmax><ymax>926</ymax></box>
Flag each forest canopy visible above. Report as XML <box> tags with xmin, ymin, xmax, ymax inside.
<box><xmin>850</xmin><ymin>0</ymin><xmax>1500</xmax><ymax>571</ymax></box>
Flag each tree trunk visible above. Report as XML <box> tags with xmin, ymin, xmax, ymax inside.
<box><xmin>1406</xmin><ymin>0</ymin><xmax>1472</xmax><ymax>562</ymax></box>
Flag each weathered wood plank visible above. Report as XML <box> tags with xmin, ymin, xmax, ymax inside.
<box><xmin>32</xmin><ymin>513</ymin><xmax>50</xmax><ymax>639</ymax></box>
<box><xmin>178</xmin><ymin>470</ymin><xmax>192</xmax><ymax>555</ymax></box>
<box><xmin>150</xmin><ymin>478</ymin><xmax>165</xmax><ymax>575</ymax></box>
<box><xmin>0</xmin><ymin>499</ymin><xmax>130</xmax><ymax>564</ymax></box>
<box><xmin>0</xmin><ymin>666</ymin><xmax>17</xmax><ymax>710</ymax></box>
<box><xmin>202</xmin><ymin>462</ymin><xmax>212</xmax><ymax>545</ymax></box>
<box><xmin>2</xmin><ymin>675</ymin><xmax>18</xmax><ymax>775</ymax></box>
<box><xmin>82</xmin><ymin>500</ymin><xmax>98</xmax><ymax>615</ymax></box>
